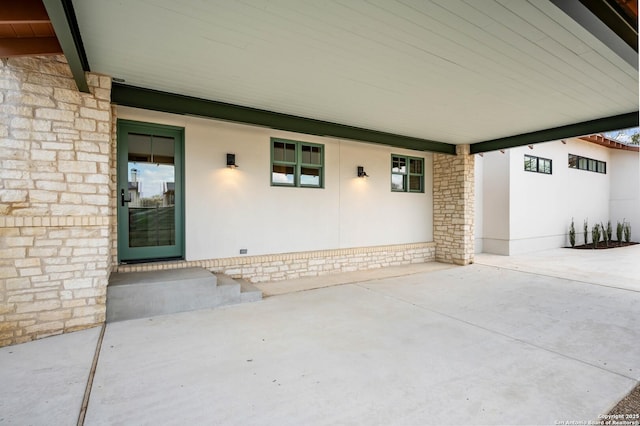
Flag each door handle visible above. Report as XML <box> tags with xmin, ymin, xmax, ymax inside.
<box><xmin>121</xmin><ymin>189</ymin><xmax>132</xmax><ymax>207</ymax></box>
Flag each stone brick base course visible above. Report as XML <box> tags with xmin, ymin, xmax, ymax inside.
<box><xmin>115</xmin><ymin>242</ymin><xmax>436</xmax><ymax>283</ymax></box>
<box><xmin>0</xmin><ymin>222</ymin><xmax>108</xmax><ymax>347</ymax></box>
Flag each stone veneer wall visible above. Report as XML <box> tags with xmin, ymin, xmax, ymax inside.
<box><xmin>0</xmin><ymin>56</ymin><xmax>112</xmax><ymax>347</ymax></box>
<box><xmin>116</xmin><ymin>242</ymin><xmax>436</xmax><ymax>283</ymax></box>
<box><xmin>433</xmin><ymin>144</ymin><xmax>475</xmax><ymax>265</ymax></box>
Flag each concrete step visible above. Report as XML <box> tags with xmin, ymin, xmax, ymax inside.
<box><xmin>215</xmin><ymin>274</ymin><xmax>263</xmax><ymax>303</ymax></box>
<box><xmin>239</xmin><ymin>279</ymin><xmax>263</xmax><ymax>303</ymax></box>
<box><xmin>107</xmin><ymin>268</ymin><xmax>260</xmax><ymax>322</ymax></box>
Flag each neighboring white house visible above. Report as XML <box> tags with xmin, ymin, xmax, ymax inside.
<box><xmin>475</xmin><ymin>135</ymin><xmax>640</xmax><ymax>255</ymax></box>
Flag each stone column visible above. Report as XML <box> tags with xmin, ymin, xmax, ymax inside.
<box><xmin>0</xmin><ymin>56</ymin><xmax>112</xmax><ymax>347</ymax></box>
<box><xmin>433</xmin><ymin>144</ymin><xmax>475</xmax><ymax>265</ymax></box>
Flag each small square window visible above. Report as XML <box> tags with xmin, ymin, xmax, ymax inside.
<box><xmin>391</xmin><ymin>155</ymin><xmax>423</xmax><ymax>192</ymax></box>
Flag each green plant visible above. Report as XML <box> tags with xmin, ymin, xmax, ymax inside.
<box><xmin>624</xmin><ymin>222</ymin><xmax>631</xmax><ymax>243</ymax></box>
<box><xmin>591</xmin><ymin>224</ymin><xmax>600</xmax><ymax>249</ymax></box>
<box><xmin>569</xmin><ymin>218</ymin><xmax>576</xmax><ymax>247</ymax></box>
<box><xmin>583</xmin><ymin>219</ymin><xmax>588</xmax><ymax>246</ymax></box>
<box><xmin>606</xmin><ymin>220</ymin><xmax>612</xmax><ymax>242</ymax></box>
<box><xmin>601</xmin><ymin>222</ymin><xmax>609</xmax><ymax>247</ymax></box>
<box><xmin>617</xmin><ymin>221</ymin><xmax>624</xmax><ymax>242</ymax></box>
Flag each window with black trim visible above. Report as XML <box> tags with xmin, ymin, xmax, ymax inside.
<box><xmin>271</xmin><ymin>138</ymin><xmax>324</xmax><ymax>187</ymax></box>
<box><xmin>568</xmin><ymin>154</ymin><xmax>606</xmax><ymax>174</ymax></box>
<box><xmin>524</xmin><ymin>155</ymin><xmax>552</xmax><ymax>174</ymax></box>
<box><xmin>391</xmin><ymin>155</ymin><xmax>424</xmax><ymax>192</ymax></box>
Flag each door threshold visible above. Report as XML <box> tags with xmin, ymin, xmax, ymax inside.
<box><xmin>119</xmin><ymin>256</ymin><xmax>184</xmax><ymax>265</ymax></box>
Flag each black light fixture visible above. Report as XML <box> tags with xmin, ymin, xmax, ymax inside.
<box><xmin>357</xmin><ymin>166</ymin><xmax>369</xmax><ymax>178</ymax></box>
<box><xmin>226</xmin><ymin>153</ymin><xmax>238</xmax><ymax>168</ymax></box>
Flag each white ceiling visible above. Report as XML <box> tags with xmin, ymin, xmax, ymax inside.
<box><xmin>73</xmin><ymin>0</ymin><xmax>638</xmax><ymax>145</ymax></box>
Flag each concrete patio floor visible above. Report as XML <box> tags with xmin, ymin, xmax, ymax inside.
<box><xmin>1</xmin><ymin>246</ymin><xmax>639</xmax><ymax>425</ymax></box>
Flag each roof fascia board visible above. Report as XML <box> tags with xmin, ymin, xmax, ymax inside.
<box><xmin>550</xmin><ymin>0</ymin><xmax>638</xmax><ymax>70</ymax></box>
<box><xmin>42</xmin><ymin>0</ymin><xmax>90</xmax><ymax>92</ymax></box>
<box><xmin>470</xmin><ymin>112</ymin><xmax>639</xmax><ymax>154</ymax></box>
<box><xmin>111</xmin><ymin>83</ymin><xmax>457</xmax><ymax>155</ymax></box>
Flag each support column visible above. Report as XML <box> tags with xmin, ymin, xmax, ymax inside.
<box><xmin>0</xmin><ymin>56</ymin><xmax>112</xmax><ymax>347</ymax></box>
<box><xmin>433</xmin><ymin>144</ymin><xmax>475</xmax><ymax>265</ymax></box>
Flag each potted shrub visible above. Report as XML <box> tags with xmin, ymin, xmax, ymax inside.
<box><xmin>583</xmin><ymin>219</ymin><xmax>589</xmax><ymax>246</ymax></box>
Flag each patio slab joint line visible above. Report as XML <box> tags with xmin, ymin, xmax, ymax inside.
<box><xmin>473</xmin><ymin>261</ymin><xmax>640</xmax><ymax>294</ymax></box>
<box><xmin>354</xmin><ymin>282</ymin><xmax>637</xmax><ymax>382</ymax></box>
<box><xmin>77</xmin><ymin>323</ymin><xmax>106</xmax><ymax>426</ymax></box>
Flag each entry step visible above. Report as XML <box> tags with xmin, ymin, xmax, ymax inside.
<box><xmin>107</xmin><ymin>267</ymin><xmax>262</xmax><ymax>322</ymax></box>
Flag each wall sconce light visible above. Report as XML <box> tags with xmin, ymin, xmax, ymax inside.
<box><xmin>226</xmin><ymin>153</ymin><xmax>238</xmax><ymax>168</ymax></box>
<box><xmin>357</xmin><ymin>166</ymin><xmax>369</xmax><ymax>178</ymax></box>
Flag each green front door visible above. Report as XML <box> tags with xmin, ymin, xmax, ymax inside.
<box><xmin>117</xmin><ymin>120</ymin><xmax>184</xmax><ymax>263</ymax></box>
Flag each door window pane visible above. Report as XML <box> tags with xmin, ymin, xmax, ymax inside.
<box><xmin>127</xmin><ymin>133</ymin><xmax>175</xmax><ymax>247</ymax></box>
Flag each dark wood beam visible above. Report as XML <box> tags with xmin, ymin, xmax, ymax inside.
<box><xmin>42</xmin><ymin>0</ymin><xmax>89</xmax><ymax>92</ymax></box>
<box><xmin>0</xmin><ymin>37</ymin><xmax>62</xmax><ymax>56</ymax></box>
<box><xmin>0</xmin><ymin>0</ymin><xmax>50</xmax><ymax>24</ymax></box>
<box><xmin>112</xmin><ymin>83</ymin><xmax>457</xmax><ymax>155</ymax></box>
<box><xmin>550</xmin><ymin>0</ymin><xmax>637</xmax><ymax>69</ymax></box>
<box><xmin>470</xmin><ymin>112</ymin><xmax>639</xmax><ymax>154</ymax></box>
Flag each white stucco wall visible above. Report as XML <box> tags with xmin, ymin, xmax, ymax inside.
<box><xmin>609</xmin><ymin>149</ymin><xmax>640</xmax><ymax>232</ymax></box>
<box><xmin>476</xmin><ymin>138</ymin><xmax>633</xmax><ymax>255</ymax></box>
<box><xmin>474</xmin><ymin>154</ymin><xmax>484</xmax><ymax>253</ymax></box>
<box><xmin>508</xmin><ymin>140</ymin><xmax>610</xmax><ymax>253</ymax></box>
<box><xmin>478</xmin><ymin>150</ymin><xmax>511</xmax><ymax>255</ymax></box>
<box><xmin>117</xmin><ymin>107</ymin><xmax>433</xmax><ymax>260</ymax></box>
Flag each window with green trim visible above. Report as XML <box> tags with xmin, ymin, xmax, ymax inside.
<box><xmin>391</xmin><ymin>155</ymin><xmax>424</xmax><ymax>192</ymax></box>
<box><xmin>271</xmin><ymin>138</ymin><xmax>324</xmax><ymax>187</ymax></box>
